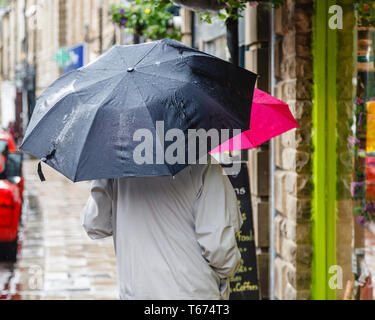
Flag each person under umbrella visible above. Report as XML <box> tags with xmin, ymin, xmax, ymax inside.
<box><xmin>21</xmin><ymin>39</ymin><xmax>259</xmax><ymax>300</ymax></box>
<box><xmin>82</xmin><ymin>162</ymin><xmax>242</xmax><ymax>300</ymax></box>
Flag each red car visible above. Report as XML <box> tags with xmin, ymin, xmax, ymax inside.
<box><xmin>0</xmin><ymin>132</ymin><xmax>23</xmax><ymax>262</ymax></box>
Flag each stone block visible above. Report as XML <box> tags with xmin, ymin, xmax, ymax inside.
<box><xmin>282</xmin><ymin>32</ymin><xmax>296</xmax><ymax>57</ymax></box>
<box><xmin>294</xmin><ymin>6</ymin><xmax>312</xmax><ymax>34</ymax></box>
<box><xmin>286</xmin><ymin>194</ymin><xmax>311</xmax><ymax>221</ymax></box>
<box><xmin>281</xmin><ymin>127</ymin><xmax>311</xmax><ymax>150</ymax></box>
<box><xmin>295</xmin><ymin>266</ymin><xmax>312</xmax><ymax>290</ymax></box>
<box><xmin>285</xmin><ymin>282</ymin><xmax>297</xmax><ymax>300</ymax></box>
<box><xmin>296</xmin><ymin>244</ymin><xmax>312</xmax><ymax>268</ymax></box>
<box><xmin>274</xmin><ymin>7</ymin><xmax>284</xmax><ymax>36</ymax></box>
<box><xmin>284</xmin><ymin>172</ymin><xmax>311</xmax><ymax>197</ymax></box>
<box><xmin>288</xmin><ymin>100</ymin><xmax>312</xmax><ymax>122</ymax></box>
<box><xmin>274</xmin><ymin>135</ymin><xmax>284</xmax><ymax>169</ymax></box>
<box><xmin>296</xmin><ymin>33</ymin><xmax>312</xmax><ymax>57</ymax></box>
<box><xmin>274</xmin><ymin>214</ymin><xmax>286</xmax><ymax>256</ymax></box>
<box><xmin>244</xmin><ymin>4</ymin><xmax>257</xmax><ymax>45</ymax></box>
<box><xmin>274</xmin><ymin>257</ymin><xmax>288</xmax><ymax>300</ymax></box>
<box><xmin>286</xmin><ymin>264</ymin><xmax>296</xmax><ymax>288</ymax></box>
<box><xmin>280</xmin><ymin>55</ymin><xmax>296</xmax><ymax>80</ymax></box>
<box><xmin>281</xmin><ymin>148</ymin><xmax>311</xmax><ymax>173</ymax></box>
<box><xmin>274</xmin><ymin>170</ymin><xmax>287</xmax><ymax>214</ymax></box>
<box><xmin>281</xmin><ymin>238</ymin><xmax>297</xmax><ymax>264</ymax></box>
<box><xmin>296</xmin><ymin>290</ymin><xmax>311</xmax><ymax>300</ymax></box>
<box><xmin>337</xmin><ymin>200</ymin><xmax>354</xmax><ymax>222</ymax></box>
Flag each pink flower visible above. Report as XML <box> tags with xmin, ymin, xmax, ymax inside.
<box><xmin>358</xmin><ymin>112</ymin><xmax>364</xmax><ymax>127</ymax></box>
<box><xmin>355</xmin><ymin>97</ymin><xmax>364</xmax><ymax>105</ymax></box>
<box><xmin>357</xmin><ymin>215</ymin><xmax>365</xmax><ymax>226</ymax></box>
<box><xmin>250</xmin><ymin>1</ymin><xmax>259</xmax><ymax>7</ymax></box>
<box><xmin>365</xmin><ymin>202</ymin><xmax>375</xmax><ymax>215</ymax></box>
<box><xmin>347</xmin><ymin>135</ymin><xmax>360</xmax><ymax>152</ymax></box>
<box><xmin>167</xmin><ymin>28</ymin><xmax>173</xmax><ymax>35</ymax></box>
<box><xmin>348</xmin><ymin>136</ymin><xmax>360</xmax><ymax>146</ymax></box>
<box><xmin>351</xmin><ymin>182</ymin><xmax>364</xmax><ymax>198</ymax></box>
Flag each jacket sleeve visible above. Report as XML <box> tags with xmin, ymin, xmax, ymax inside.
<box><xmin>81</xmin><ymin>179</ymin><xmax>114</xmax><ymax>240</ymax></box>
<box><xmin>194</xmin><ymin>164</ymin><xmax>243</xmax><ymax>280</ymax></box>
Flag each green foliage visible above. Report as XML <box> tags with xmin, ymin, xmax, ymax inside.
<box><xmin>0</xmin><ymin>0</ymin><xmax>9</xmax><ymax>8</ymax></box>
<box><xmin>109</xmin><ymin>0</ymin><xmax>181</xmax><ymax>41</ymax></box>
<box><xmin>149</xmin><ymin>0</ymin><xmax>285</xmax><ymax>23</ymax></box>
<box><xmin>355</xmin><ymin>0</ymin><xmax>375</xmax><ymax>27</ymax></box>
<box><xmin>350</xmin><ymin>97</ymin><xmax>375</xmax><ymax>225</ymax></box>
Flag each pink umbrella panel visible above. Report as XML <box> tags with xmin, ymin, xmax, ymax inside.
<box><xmin>210</xmin><ymin>89</ymin><xmax>300</xmax><ymax>154</ymax></box>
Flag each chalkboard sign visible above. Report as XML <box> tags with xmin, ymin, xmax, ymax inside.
<box><xmin>227</xmin><ymin>163</ymin><xmax>260</xmax><ymax>300</ymax></box>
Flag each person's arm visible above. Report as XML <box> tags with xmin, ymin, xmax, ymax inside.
<box><xmin>194</xmin><ymin>164</ymin><xmax>243</xmax><ymax>280</ymax></box>
<box><xmin>81</xmin><ymin>179</ymin><xmax>113</xmax><ymax>240</ymax></box>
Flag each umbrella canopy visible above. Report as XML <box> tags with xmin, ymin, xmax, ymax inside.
<box><xmin>210</xmin><ymin>88</ymin><xmax>299</xmax><ymax>154</ymax></box>
<box><xmin>20</xmin><ymin>39</ymin><xmax>257</xmax><ymax>182</ymax></box>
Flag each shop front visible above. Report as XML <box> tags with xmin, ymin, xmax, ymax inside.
<box><xmin>184</xmin><ymin>0</ymin><xmax>375</xmax><ymax>300</ymax></box>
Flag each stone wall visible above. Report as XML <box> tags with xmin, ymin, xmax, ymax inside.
<box><xmin>273</xmin><ymin>0</ymin><xmax>313</xmax><ymax>300</ymax></box>
<box><xmin>27</xmin><ymin>0</ymin><xmax>121</xmax><ymax>96</ymax></box>
<box><xmin>335</xmin><ymin>0</ymin><xmax>356</xmax><ymax>300</ymax></box>
<box><xmin>243</xmin><ymin>4</ymin><xmax>271</xmax><ymax>300</ymax></box>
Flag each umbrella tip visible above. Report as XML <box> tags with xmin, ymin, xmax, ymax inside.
<box><xmin>127</xmin><ymin>67</ymin><xmax>134</xmax><ymax>72</ymax></box>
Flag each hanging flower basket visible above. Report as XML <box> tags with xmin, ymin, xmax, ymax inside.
<box><xmin>355</xmin><ymin>0</ymin><xmax>375</xmax><ymax>27</ymax></box>
<box><xmin>149</xmin><ymin>1</ymin><xmax>285</xmax><ymax>23</ymax></box>
<box><xmin>172</xmin><ymin>0</ymin><xmax>226</xmax><ymax>12</ymax></box>
<box><xmin>109</xmin><ymin>1</ymin><xmax>181</xmax><ymax>41</ymax></box>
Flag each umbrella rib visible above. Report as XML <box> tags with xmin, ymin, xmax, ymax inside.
<box><xmin>22</xmin><ymin>71</ymin><xmax>126</xmax><ymax>150</ymax></box>
<box><xmin>136</xmin><ymin>56</ymin><xmax>185</xmax><ymax>70</ymax></box>
<box><xmin>72</xmin><ymin>74</ymin><xmax>129</xmax><ymax>181</ymax></box>
<box><xmin>134</xmin><ymin>70</ymin><xmax>243</xmax><ymax>128</ymax></box>
<box><xmin>21</xmin><ymin>90</ymin><xmax>81</xmax><ymax>149</ymax></box>
<box><xmin>135</xmin><ymin>68</ymin><xmax>234</xmax><ymax>94</ymax></box>
<box><xmin>135</xmin><ymin>70</ymin><xmax>190</xmax><ymax>86</ymax></box>
<box><xmin>133</xmin><ymin>41</ymin><xmax>160</xmax><ymax>68</ymax></box>
<box><xmin>135</xmin><ymin>49</ymin><xmax>212</xmax><ymax>70</ymax></box>
<box><xmin>71</xmin><ymin>105</ymin><xmax>102</xmax><ymax>182</ymax></box>
<box><xmin>77</xmin><ymin>74</ymin><xmax>127</xmax><ymax>105</ymax></box>
<box><xmin>114</xmin><ymin>45</ymin><xmax>129</xmax><ymax>69</ymax></box>
<box><xmin>130</xmin><ymin>77</ymin><xmax>174</xmax><ymax>176</ymax></box>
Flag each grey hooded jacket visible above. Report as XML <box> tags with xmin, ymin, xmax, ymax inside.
<box><xmin>81</xmin><ymin>164</ymin><xmax>242</xmax><ymax>300</ymax></box>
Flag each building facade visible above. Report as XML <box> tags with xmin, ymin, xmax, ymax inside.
<box><xmin>182</xmin><ymin>0</ymin><xmax>360</xmax><ymax>300</ymax></box>
<box><xmin>0</xmin><ymin>0</ymin><xmax>121</xmax><ymax>141</ymax></box>
<box><xmin>0</xmin><ymin>0</ymin><xmax>368</xmax><ymax>300</ymax></box>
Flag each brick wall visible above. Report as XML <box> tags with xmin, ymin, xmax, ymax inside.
<box><xmin>273</xmin><ymin>0</ymin><xmax>313</xmax><ymax>300</ymax></box>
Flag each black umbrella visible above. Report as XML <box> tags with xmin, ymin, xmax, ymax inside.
<box><xmin>20</xmin><ymin>39</ymin><xmax>256</xmax><ymax>182</ymax></box>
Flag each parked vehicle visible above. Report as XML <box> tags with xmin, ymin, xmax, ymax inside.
<box><xmin>0</xmin><ymin>132</ymin><xmax>24</xmax><ymax>262</ymax></box>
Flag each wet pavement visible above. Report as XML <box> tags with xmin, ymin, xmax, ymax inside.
<box><xmin>0</xmin><ymin>159</ymin><xmax>118</xmax><ymax>300</ymax></box>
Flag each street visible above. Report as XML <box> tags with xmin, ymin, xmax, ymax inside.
<box><xmin>0</xmin><ymin>159</ymin><xmax>118</xmax><ymax>300</ymax></box>
<box><xmin>1</xmin><ymin>0</ymin><xmax>375</xmax><ymax>301</ymax></box>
